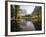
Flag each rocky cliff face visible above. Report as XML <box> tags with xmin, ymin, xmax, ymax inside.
<box><xmin>31</xmin><ymin>6</ymin><xmax>42</xmax><ymax>30</ymax></box>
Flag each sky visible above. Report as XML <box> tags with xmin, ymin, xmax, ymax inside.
<box><xmin>20</xmin><ymin>5</ymin><xmax>35</xmax><ymax>15</ymax></box>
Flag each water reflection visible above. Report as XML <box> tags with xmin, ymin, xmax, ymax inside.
<box><xmin>19</xmin><ymin>21</ymin><xmax>35</xmax><ymax>31</ymax></box>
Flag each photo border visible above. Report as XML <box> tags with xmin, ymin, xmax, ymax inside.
<box><xmin>5</xmin><ymin>1</ymin><xmax>45</xmax><ymax>36</ymax></box>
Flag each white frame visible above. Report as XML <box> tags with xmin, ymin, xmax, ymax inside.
<box><xmin>7</xmin><ymin>1</ymin><xmax>45</xmax><ymax>35</ymax></box>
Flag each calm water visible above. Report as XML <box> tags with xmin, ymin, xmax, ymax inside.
<box><xmin>19</xmin><ymin>21</ymin><xmax>36</xmax><ymax>31</ymax></box>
